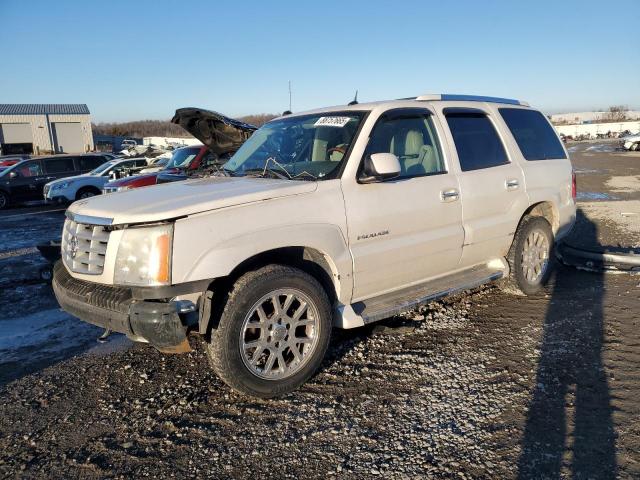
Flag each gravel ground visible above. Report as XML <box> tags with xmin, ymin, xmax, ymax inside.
<box><xmin>0</xmin><ymin>144</ymin><xmax>639</xmax><ymax>479</ymax></box>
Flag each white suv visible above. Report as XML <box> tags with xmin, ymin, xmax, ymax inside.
<box><xmin>44</xmin><ymin>157</ymin><xmax>148</xmax><ymax>203</ymax></box>
<box><xmin>53</xmin><ymin>94</ymin><xmax>576</xmax><ymax>397</ymax></box>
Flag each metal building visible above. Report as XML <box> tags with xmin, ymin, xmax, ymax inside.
<box><xmin>0</xmin><ymin>104</ymin><xmax>94</xmax><ymax>155</ymax></box>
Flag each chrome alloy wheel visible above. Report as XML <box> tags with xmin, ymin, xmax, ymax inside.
<box><xmin>239</xmin><ymin>288</ymin><xmax>320</xmax><ymax>380</ymax></box>
<box><xmin>520</xmin><ymin>229</ymin><xmax>550</xmax><ymax>283</ymax></box>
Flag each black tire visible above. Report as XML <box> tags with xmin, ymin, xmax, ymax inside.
<box><xmin>0</xmin><ymin>190</ymin><xmax>9</xmax><ymax>210</ymax></box>
<box><xmin>75</xmin><ymin>187</ymin><xmax>101</xmax><ymax>200</ymax></box>
<box><xmin>503</xmin><ymin>216</ymin><xmax>554</xmax><ymax>296</ymax></box>
<box><xmin>207</xmin><ymin>264</ymin><xmax>332</xmax><ymax>398</ymax></box>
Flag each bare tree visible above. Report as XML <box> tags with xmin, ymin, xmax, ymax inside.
<box><xmin>602</xmin><ymin>105</ymin><xmax>629</xmax><ymax>122</ymax></box>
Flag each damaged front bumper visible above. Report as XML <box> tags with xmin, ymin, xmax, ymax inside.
<box><xmin>52</xmin><ymin>262</ymin><xmax>203</xmax><ymax>353</ymax></box>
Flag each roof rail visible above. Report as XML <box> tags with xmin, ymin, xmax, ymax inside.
<box><xmin>415</xmin><ymin>93</ymin><xmax>529</xmax><ymax>106</ymax></box>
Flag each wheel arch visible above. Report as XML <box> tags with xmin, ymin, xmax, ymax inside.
<box><xmin>199</xmin><ymin>246</ymin><xmax>342</xmax><ymax>337</ymax></box>
<box><xmin>520</xmin><ymin>201</ymin><xmax>559</xmax><ymax>233</ymax></box>
<box><xmin>75</xmin><ymin>184</ymin><xmax>102</xmax><ymax>199</ymax></box>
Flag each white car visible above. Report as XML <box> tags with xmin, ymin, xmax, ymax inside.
<box><xmin>53</xmin><ymin>94</ymin><xmax>575</xmax><ymax>397</ymax></box>
<box><xmin>622</xmin><ymin>133</ymin><xmax>640</xmax><ymax>151</ymax></box>
<box><xmin>44</xmin><ymin>157</ymin><xmax>149</xmax><ymax>203</ymax></box>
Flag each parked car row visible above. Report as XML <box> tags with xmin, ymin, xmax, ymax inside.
<box><xmin>0</xmin><ymin>153</ymin><xmax>117</xmax><ymax>209</ymax></box>
<box><xmin>0</xmin><ymin>109</ymin><xmax>257</xmax><ymax>209</ymax></box>
<box><xmin>619</xmin><ymin>132</ymin><xmax>640</xmax><ymax>151</ymax></box>
<box><xmin>560</xmin><ymin>130</ymin><xmax>638</xmax><ymax>143</ymax></box>
<box><xmin>102</xmin><ymin>109</ymin><xmax>256</xmax><ymax>192</ymax></box>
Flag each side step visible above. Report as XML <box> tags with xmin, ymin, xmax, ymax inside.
<box><xmin>352</xmin><ymin>265</ymin><xmax>504</xmax><ymax>324</ymax></box>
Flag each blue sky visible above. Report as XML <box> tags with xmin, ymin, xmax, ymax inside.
<box><xmin>1</xmin><ymin>0</ymin><xmax>638</xmax><ymax>122</ymax></box>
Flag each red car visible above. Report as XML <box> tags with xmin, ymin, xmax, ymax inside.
<box><xmin>0</xmin><ymin>158</ymin><xmax>25</xmax><ymax>167</ymax></box>
<box><xmin>102</xmin><ymin>108</ymin><xmax>256</xmax><ymax>193</ymax></box>
<box><xmin>102</xmin><ymin>145</ymin><xmax>213</xmax><ymax>193</ymax></box>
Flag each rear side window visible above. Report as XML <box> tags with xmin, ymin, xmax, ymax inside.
<box><xmin>44</xmin><ymin>157</ymin><xmax>75</xmax><ymax>174</ymax></box>
<box><xmin>499</xmin><ymin>108</ymin><xmax>566</xmax><ymax>160</ymax></box>
<box><xmin>77</xmin><ymin>156</ymin><xmax>107</xmax><ymax>171</ymax></box>
<box><xmin>445</xmin><ymin>112</ymin><xmax>509</xmax><ymax>171</ymax></box>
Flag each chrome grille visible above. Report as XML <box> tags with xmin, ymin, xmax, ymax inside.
<box><xmin>62</xmin><ymin>219</ymin><xmax>110</xmax><ymax>275</ymax></box>
<box><xmin>43</xmin><ymin>184</ymin><xmax>50</xmax><ymax>197</ymax></box>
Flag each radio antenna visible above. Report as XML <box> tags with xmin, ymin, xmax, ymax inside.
<box><xmin>348</xmin><ymin>90</ymin><xmax>359</xmax><ymax>105</ymax></box>
<box><xmin>288</xmin><ymin>80</ymin><xmax>292</xmax><ymax>111</ymax></box>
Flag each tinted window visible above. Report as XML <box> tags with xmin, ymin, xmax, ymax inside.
<box><xmin>78</xmin><ymin>155</ymin><xmax>108</xmax><ymax>171</ymax></box>
<box><xmin>44</xmin><ymin>157</ymin><xmax>75</xmax><ymax>174</ymax></box>
<box><xmin>499</xmin><ymin>108</ymin><xmax>566</xmax><ymax>160</ymax></box>
<box><xmin>365</xmin><ymin>111</ymin><xmax>446</xmax><ymax>178</ymax></box>
<box><xmin>445</xmin><ymin>112</ymin><xmax>509</xmax><ymax>171</ymax></box>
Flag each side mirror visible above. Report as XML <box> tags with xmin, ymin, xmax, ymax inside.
<box><xmin>9</xmin><ymin>171</ymin><xmax>19</xmax><ymax>179</ymax></box>
<box><xmin>360</xmin><ymin>153</ymin><xmax>401</xmax><ymax>183</ymax></box>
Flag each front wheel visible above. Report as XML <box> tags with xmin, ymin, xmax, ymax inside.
<box><xmin>76</xmin><ymin>187</ymin><xmax>100</xmax><ymax>200</ymax></box>
<box><xmin>504</xmin><ymin>216</ymin><xmax>554</xmax><ymax>296</ymax></box>
<box><xmin>0</xmin><ymin>191</ymin><xmax>9</xmax><ymax>210</ymax></box>
<box><xmin>207</xmin><ymin>264</ymin><xmax>332</xmax><ymax>398</ymax></box>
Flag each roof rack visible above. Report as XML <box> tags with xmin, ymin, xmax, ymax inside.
<box><xmin>414</xmin><ymin>94</ymin><xmax>529</xmax><ymax>107</ymax></box>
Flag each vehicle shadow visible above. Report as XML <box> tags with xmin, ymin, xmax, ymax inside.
<box><xmin>517</xmin><ymin>215</ymin><xmax>616</xmax><ymax>479</ymax></box>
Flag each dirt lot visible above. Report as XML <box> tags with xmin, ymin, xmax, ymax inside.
<box><xmin>0</xmin><ymin>142</ymin><xmax>638</xmax><ymax>479</ymax></box>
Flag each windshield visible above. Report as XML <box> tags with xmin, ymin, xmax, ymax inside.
<box><xmin>223</xmin><ymin>112</ymin><xmax>365</xmax><ymax>180</ymax></box>
<box><xmin>166</xmin><ymin>147</ymin><xmax>200</xmax><ymax>168</ymax></box>
<box><xmin>89</xmin><ymin>160</ymin><xmax>118</xmax><ymax>175</ymax></box>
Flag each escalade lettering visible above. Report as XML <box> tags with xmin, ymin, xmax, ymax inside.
<box><xmin>357</xmin><ymin>230</ymin><xmax>389</xmax><ymax>241</ymax></box>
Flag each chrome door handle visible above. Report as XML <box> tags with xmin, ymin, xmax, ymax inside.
<box><xmin>441</xmin><ymin>189</ymin><xmax>460</xmax><ymax>202</ymax></box>
<box><xmin>506</xmin><ymin>179</ymin><xmax>519</xmax><ymax>190</ymax></box>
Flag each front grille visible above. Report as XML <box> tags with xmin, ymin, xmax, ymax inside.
<box><xmin>62</xmin><ymin>219</ymin><xmax>110</xmax><ymax>275</ymax></box>
<box><xmin>43</xmin><ymin>184</ymin><xmax>50</xmax><ymax>197</ymax></box>
<box><xmin>103</xmin><ymin>187</ymin><xmax>117</xmax><ymax>194</ymax></box>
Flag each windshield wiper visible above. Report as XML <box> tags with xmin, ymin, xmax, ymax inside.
<box><xmin>242</xmin><ymin>156</ymin><xmax>318</xmax><ymax>181</ymax></box>
<box><xmin>242</xmin><ymin>166</ymin><xmax>289</xmax><ymax>180</ymax></box>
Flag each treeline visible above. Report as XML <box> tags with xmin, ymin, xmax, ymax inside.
<box><xmin>92</xmin><ymin>113</ymin><xmax>278</xmax><ymax>138</ymax></box>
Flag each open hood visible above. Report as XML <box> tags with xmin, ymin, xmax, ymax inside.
<box><xmin>171</xmin><ymin>108</ymin><xmax>257</xmax><ymax>156</ymax></box>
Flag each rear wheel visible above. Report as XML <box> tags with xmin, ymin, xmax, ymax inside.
<box><xmin>75</xmin><ymin>187</ymin><xmax>101</xmax><ymax>200</ymax></box>
<box><xmin>504</xmin><ymin>216</ymin><xmax>554</xmax><ymax>295</ymax></box>
<box><xmin>207</xmin><ymin>264</ymin><xmax>332</xmax><ymax>398</ymax></box>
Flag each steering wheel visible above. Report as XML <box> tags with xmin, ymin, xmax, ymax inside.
<box><xmin>327</xmin><ymin>146</ymin><xmax>347</xmax><ymax>156</ymax></box>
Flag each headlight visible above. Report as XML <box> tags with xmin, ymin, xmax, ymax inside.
<box><xmin>52</xmin><ymin>181</ymin><xmax>73</xmax><ymax>190</ymax></box>
<box><xmin>117</xmin><ymin>186</ymin><xmax>131</xmax><ymax>192</ymax></box>
<box><xmin>114</xmin><ymin>223</ymin><xmax>173</xmax><ymax>286</ymax></box>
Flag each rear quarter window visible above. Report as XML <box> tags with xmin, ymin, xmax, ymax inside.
<box><xmin>44</xmin><ymin>157</ymin><xmax>76</xmax><ymax>174</ymax></box>
<box><xmin>77</xmin><ymin>156</ymin><xmax>108</xmax><ymax>171</ymax></box>
<box><xmin>499</xmin><ymin>108</ymin><xmax>566</xmax><ymax>160</ymax></box>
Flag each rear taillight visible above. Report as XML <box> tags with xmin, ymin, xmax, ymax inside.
<box><xmin>571</xmin><ymin>170</ymin><xmax>577</xmax><ymax>200</ymax></box>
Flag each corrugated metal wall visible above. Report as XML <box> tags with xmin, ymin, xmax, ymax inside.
<box><xmin>0</xmin><ymin>114</ymin><xmax>94</xmax><ymax>154</ymax></box>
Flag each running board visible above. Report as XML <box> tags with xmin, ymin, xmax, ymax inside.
<box><xmin>352</xmin><ymin>265</ymin><xmax>504</xmax><ymax>324</ymax></box>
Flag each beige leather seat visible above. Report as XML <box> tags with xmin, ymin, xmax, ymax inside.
<box><xmin>392</xmin><ymin>130</ymin><xmax>439</xmax><ymax>176</ymax></box>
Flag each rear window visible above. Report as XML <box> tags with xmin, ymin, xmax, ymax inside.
<box><xmin>499</xmin><ymin>108</ymin><xmax>566</xmax><ymax>160</ymax></box>
<box><xmin>44</xmin><ymin>157</ymin><xmax>75</xmax><ymax>174</ymax></box>
<box><xmin>445</xmin><ymin>112</ymin><xmax>509</xmax><ymax>171</ymax></box>
<box><xmin>78</xmin><ymin>155</ymin><xmax>107</xmax><ymax>171</ymax></box>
